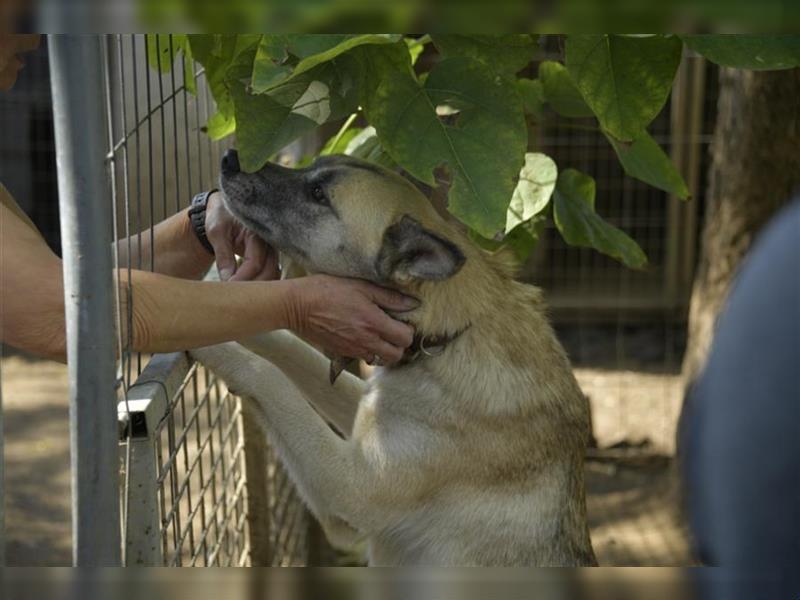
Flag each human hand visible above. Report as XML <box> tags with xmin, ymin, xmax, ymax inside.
<box><xmin>205</xmin><ymin>191</ymin><xmax>280</xmax><ymax>281</ymax></box>
<box><xmin>286</xmin><ymin>275</ymin><xmax>418</xmax><ymax>365</ymax></box>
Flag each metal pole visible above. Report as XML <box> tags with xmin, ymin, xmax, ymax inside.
<box><xmin>48</xmin><ymin>34</ymin><xmax>121</xmax><ymax>566</ymax></box>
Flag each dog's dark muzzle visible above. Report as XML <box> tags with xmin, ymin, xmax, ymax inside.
<box><xmin>221</xmin><ymin>149</ymin><xmax>240</xmax><ymax>176</ymax></box>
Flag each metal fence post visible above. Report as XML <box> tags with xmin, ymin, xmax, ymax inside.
<box><xmin>48</xmin><ymin>34</ymin><xmax>121</xmax><ymax>566</ymax></box>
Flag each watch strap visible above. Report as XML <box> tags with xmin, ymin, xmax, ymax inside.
<box><xmin>188</xmin><ymin>189</ymin><xmax>217</xmax><ymax>255</ymax></box>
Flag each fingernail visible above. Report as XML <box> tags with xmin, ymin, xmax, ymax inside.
<box><xmin>219</xmin><ymin>267</ymin><xmax>234</xmax><ymax>281</ymax></box>
<box><xmin>401</xmin><ymin>296</ymin><xmax>421</xmax><ymax>310</ymax></box>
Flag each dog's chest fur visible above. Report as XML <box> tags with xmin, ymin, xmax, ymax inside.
<box><xmin>348</xmin><ymin>310</ymin><xmax>596</xmax><ymax>566</ymax></box>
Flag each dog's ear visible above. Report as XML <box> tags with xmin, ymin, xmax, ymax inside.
<box><xmin>376</xmin><ymin>215</ymin><xmax>465</xmax><ymax>282</ymax></box>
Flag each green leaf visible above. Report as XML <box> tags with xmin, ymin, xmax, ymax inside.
<box><xmin>431</xmin><ymin>35</ymin><xmax>539</xmax><ymax>75</ymax></box>
<box><xmin>146</xmin><ymin>34</ymin><xmax>175</xmax><ymax>72</ymax></box>
<box><xmin>506</xmin><ymin>152</ymin><xmax>557</xmax><ymax>232</ymax></box>
<box><xmin>681</xmin><ymin>34</ymin><xmax>800</xmax><ymax>70</ymax></box>
<box><xmin>517</xmin><ymin>78</ymin><xmax>545</xmax><ymax>117</ymax></box>
<box><xmin>565</xmin><ymin>34</ymin><xmax>682</xmax><ymax>141</ymax></box>
<box><xmin>405</xmin><ymin>35</ymin><xmax>429</xmax><ymax>65</ymax></box>
<box><xmin>505</xmin><ymin>217</ymin><xmax>547</xmax><ymax>261</ymax></box>
<box><xmin>251</xmin><ymin>35</ymin><xmax>294</xmax><ymax>92</ymax></box>
<box><xmin>229</xmin><ymin>80</ymin><xmax>318</xmax><ymax>171</ymax></box>
<box><xmin>538</xmin><ymin>60</ymin><xmax>594</xmax><ymax>118</ymax></box>
<box><xmin>553</xmin><ymin>168</ymin><xmax>648</xmax><ymax>269</ymax></box>
<box><xmin>232</xmin><ymin>61</ymin><xmax>359</xmax><ymax>170</ymax></box>
<box><xmin>188</xmin><ymin>35</ymin><xmax>260</xmax><ymax>132</ymax></box>
<box><xmin>362</xmin><ymin>50</ymin><xmax>527</xmax><ymax>237</ymax></box>
<box><xmin>345</xmin><ymin>127</ymin><xmax>398</xmax><ymax>169</ymax></box>
<box><xmin>178</xmin><ymin>37</ymin><xmax>197</xmax><ymax>95</ymax></box>
<box><xmin>606</xmin><ymin>131</ymin><xmax>689</xmax><ymax>199</ymax></box>
<box><xmin>469</xmin><ymin>216</ymin><xmax>546</xmax><ymax>262</ymax></box>
<box><xmin>321</xmin><ymin>124</ymin><xmax>361</xmax><ymax>156</ymax></box>
<box><xmin>251</xmin><ymin>34</ymin><xmax>402</xmax><ymax>93</ymax></box>
<box><xmin>146</xmin><ymin>35</ymin><xmax>197</xmax><ymax>95</ymax></box>
<box><xmin>206</xmin><ymin>111</ymin><xmax>236</xmax><ymax>140</ymax></box>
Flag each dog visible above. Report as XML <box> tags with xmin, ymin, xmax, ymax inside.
<box><xmin>190</xmin><ymin>150</ymin><xmax>597</xmax><ymax>566</ymax></box>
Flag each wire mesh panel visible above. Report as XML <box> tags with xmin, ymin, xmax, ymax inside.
<box><xmin>154</xmin><ymin>362</ymin><xmax>249</xmax><ymax>566</ymax></box>
<box><xmin>264</xmin><ymin>446</ymin><xmax>312</xmax><ymax>565</ymax></box>
<box><xmin>100</xmin><ymin>34</ymin><xmax>314</xmax><ymax>566</ymax></box>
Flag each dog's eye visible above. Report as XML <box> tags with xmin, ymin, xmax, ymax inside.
<box><xmin>310</xmin><ymin>185</ymin><xmax>327</xmax><ymax>204</ymax></box>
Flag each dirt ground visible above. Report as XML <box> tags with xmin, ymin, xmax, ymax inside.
<box><xmin>0</xmin><ymin>352</ymin><xmax>695</xmax><ymax>566</ymax></box>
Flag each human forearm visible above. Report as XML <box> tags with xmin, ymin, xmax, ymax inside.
<box><xmin>119</xmin><ymin>270</ymin><xmax>296</xmax><ymax>353</ymax></box>
<box><xmin>115</xmin><ymin>207</ymin><xmax>213</xmax><ymax>279</ymax></box>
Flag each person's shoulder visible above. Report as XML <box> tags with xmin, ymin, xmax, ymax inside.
<box><xmin>0</xmin><ymin>181</ymin><xmax>16</xmax><ymax>208</ymax></box>
<box><xmin>0</xmin><ymin>181</ymin><xmax>43</xmax><ymax>235</ymax></box>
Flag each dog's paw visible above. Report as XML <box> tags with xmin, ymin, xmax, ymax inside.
<box><xmin>189</xmin><ymin>343</ymin><xmax>237</xmax><ymax>371</ymax></box>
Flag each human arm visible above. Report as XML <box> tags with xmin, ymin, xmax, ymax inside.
<box><xmin>115</xmin><ymin>191</ymin><xmax>278</xmax><ymax>282</ymax></box>
<box><xmin>1</xmin><ymin>192</ymin><xmax>415</xmax><ymax>362</ymax></box>
<box><xmin>0</xmin><ymin>196</ymin><xmax>66</xmax><ymax>359</ymax></box>
<box><xmin>121</xmin><ymin>272</ymin><xmax>416</xmax><ymax>361</ymax></box>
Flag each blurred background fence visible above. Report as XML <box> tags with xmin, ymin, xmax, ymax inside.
<box><xmin>0</xmin><ymin>34</ymin><xmax>720</xmax><ymax>566</ymax></box>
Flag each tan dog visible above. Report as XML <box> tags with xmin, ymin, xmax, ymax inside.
<box><xmin>191</xmin><ymin>152</ymin><xmax>596</xmax><ymax>566</ymax></box>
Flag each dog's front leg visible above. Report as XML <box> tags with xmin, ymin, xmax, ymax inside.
<box><xmin>190</xmin><ymin>343</ymin><xmax>379</xmax><ymax>533</ymax></box>
<box><xmin>239</xmin><ymin>330</ymin><xmax>364</xmax><ymax>437</ymax></box>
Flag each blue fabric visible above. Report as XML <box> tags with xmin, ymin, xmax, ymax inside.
<box><xmin>681</xmin><ymin>199</ymin><xmax>800</xmax><ymax>595</ymax></box>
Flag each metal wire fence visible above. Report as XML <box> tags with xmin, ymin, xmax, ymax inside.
<box><xmin>101</xmin><ymin>33</ymin><xmax>312</xmax><ymax>567</ymax></box>
<box><xmin>154</xmin><ymin>362</ymin><xmax>248</xmax><ymax>566</ymax></box>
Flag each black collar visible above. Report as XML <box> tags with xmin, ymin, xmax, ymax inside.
<box><xmin>395</xmin><ymin>324</ymin><xmax>471</xmax><ymax>367</ymax></box>
<box><xmin>327</xmin><ymin>324</ymin><xmax>471</xmax><ymax>384</ymax></box>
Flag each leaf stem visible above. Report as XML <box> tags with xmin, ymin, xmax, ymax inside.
<box><xmin>327</xmin><ymin>111</ymin><xmax>359</xmax><ymax>153</ymax></box>
<box><xmin>407</xmin><ymin>34</ymin><xmax>432</xmax><ymax>50</ymax></box>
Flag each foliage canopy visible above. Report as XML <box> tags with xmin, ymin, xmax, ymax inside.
<box><xmin>148</xmin><ymin>34</ymin><xmax>800</xmax><ymax>268</ymax></box>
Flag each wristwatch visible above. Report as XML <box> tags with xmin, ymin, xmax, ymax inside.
<box><xmin>188</xmin><ymin>189</ymin><xmax>217</xmax><ymax>255</ymax></box>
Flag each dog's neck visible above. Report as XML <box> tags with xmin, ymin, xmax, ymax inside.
<box><xmin>396</xmin><ymin>322</ymin><xmax>471</xmax><ymax>366</ymax></box>
<box><xmin>394</xmin><ymin>241</ymin><xmax>508</xmax><ymax>341</ymax></box>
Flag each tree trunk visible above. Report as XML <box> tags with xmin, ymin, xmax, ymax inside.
<box><xmin>682</xmin><ymin>67</ymin><xmax>800</xmax><ymax>387</ymax></box>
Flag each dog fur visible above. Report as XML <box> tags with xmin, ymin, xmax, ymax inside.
<box><xmin>190</xmin><ymin>154</ymin><xmax>597</xmax><ymax>566</ymax></box>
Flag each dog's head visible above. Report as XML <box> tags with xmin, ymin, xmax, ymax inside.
<box><xmin>219</xmin><ymin>149</ymin><xmax>465</xmax><ymax>285</ymax></box>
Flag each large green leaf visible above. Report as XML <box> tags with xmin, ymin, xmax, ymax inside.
<box><xmin>361</xmin><ymin>49</ymin><xmax>527</xmax><ymax>237</ymax></box>
<box><xmin>233</xmin><ymin>59</ymin><xmax>360</xmax><ymax>170</ymax></box>
<box><xmin>606</xmin><ymin>131</ymin><xmax>689</xmax><ymax>199</ymax></box>
<box><xmin>432</xmin><ymin>35</ymin><xmax>539</xmax><ymax>75</ymax></box>
<box><xmin>229</xmin><ymin>80</ymin><xmax>317</xmax><ymax>172</ymax></box>
<box><xmin>538</xmin><ymin>60</ymin><xmax>594</xmax><ymax>118</ymax></box>
<box><xmin>506</xmin><ymin>153</ymin><xmax>557</xmax><ymax>232</ymax></box>
<box><xmin>681</xmin><ymin>35</ymin><xmax>800</xmax><ymax>70</ymax></box>
<box><xmin>251</xmin><ymin>34</ymin><xmax>402</xmax><ymax>93</ymax></box>
<box><xmin>553</xmin><ymin>168</ymin><xmax>647</xmax><ymax>269</ymax></box>
<box><xmin>251</xmin><ymin>35</ymin><xmax>294</xmax><ymax>92</ymax></box>
<box><xmin>565</xmin><ymin>35</ymin><xmax>682</xmax><ymax>141</ymax></box>
<box><xmin>188</xmin><ymin>35</ymin><xmax>261</xmax><ymax>134</ymax></box>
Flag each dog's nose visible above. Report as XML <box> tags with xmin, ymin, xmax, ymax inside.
<box><xmin>221</xmin><ymin>149</ymin><xmax>240</xmax><ymax>175</ymax></box>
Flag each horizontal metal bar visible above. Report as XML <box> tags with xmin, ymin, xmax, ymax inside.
<box><xmin>118</xmin><ymin>352</ymin><xmax>190</xmax><ymax>439</ymax></box>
